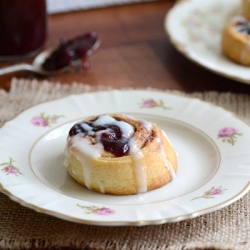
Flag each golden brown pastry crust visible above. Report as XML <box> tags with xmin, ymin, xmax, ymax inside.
<box><xmin>64</xmin><ymin>114</ymin><xmax>178</xmax><ymax>195</ymax></box>
<box><xmin>221</xmin><ymin>17</ymin><xmax>250</xmax><ymax>66</ymax></box>
<box><xmin>242</xmin><ymin>0</ymin><xmax>250</xmax><ymax>19</ymax></box>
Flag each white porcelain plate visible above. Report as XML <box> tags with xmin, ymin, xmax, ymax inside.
<box><xmin>165</xmin><ymin>0</ymin><xmax>250</xmax><ymax>84</ymax></box>
<box><xmin>0</xmin><ymin>90</ymin><xmax>250</xmax><ymax>226</ymax></box>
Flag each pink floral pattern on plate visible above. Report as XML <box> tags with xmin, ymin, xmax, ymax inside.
<box><xmin>182</xmin><ymin>5</ymin><xmax>222</xmax><ymax>50</ymax></box>
<box><xmin>77</xmin><ymin>204</ymin><xmax>115</xmax><ymax>215</ymax></box>
<box><xmin>1</xmin><ymin>158</ymin><xmax>23</xmax><ymax>176</ymax></box>
<box><xmin>140</xmin><ymin>98</ymin><xmax>170</xmax><ymax>110</ymax></box>
<box><xmin>31</xmin><ymin>112</ymin><xmax>64</xmax><ymax>127</ymax></box>
<box><xmin>218</xmin><ymin>127</ymin><xmax>242</xmax><ymax>146</ymax></box>
<box><xmin>191</xmin><ymin>186</ymin><xmax>226</xmax><ymax>201</ymax></box>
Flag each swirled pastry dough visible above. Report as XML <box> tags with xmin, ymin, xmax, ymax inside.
<box><xmin>64</xmin><ymin>114</ymin><xmax>178</xmax><ymax>195</ymax></box>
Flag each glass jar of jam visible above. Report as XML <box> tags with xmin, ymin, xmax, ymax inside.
<box><xmin>0</xmin><ymin>0</ymin><xmax>47</xmax><ymax>61</ymax></box>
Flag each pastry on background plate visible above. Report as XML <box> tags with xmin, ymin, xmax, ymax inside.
<box><xmin>64</xmin><ymin>114</ymin><xmax>178</xmax><ymax>195</ymax></box>
<box><xmin>221</xmin><ymin>16</ymin><xmax>250</xmax><ymax>66</ymax></box>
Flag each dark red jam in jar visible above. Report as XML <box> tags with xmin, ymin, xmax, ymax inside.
<box><xmin>0</xmin><ymin>0</ymin><xmax>47</xmax><ymax>60</ymax></box>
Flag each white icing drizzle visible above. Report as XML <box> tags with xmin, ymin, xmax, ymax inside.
<box><xmin>129</xmin><ymin>137</ymin><xmax>147</xmax><ymax>193</ymax></box>
<box><xmin>92</xmin><ymin>115</ymin><xmax>134</xmax><ymax>137</ymax></box>
<box><xmin>159</xmin><ymin>131</ymin><xmax>176</xmax><ymax>180</ymax></box>
<box><xmin>63</xmin><ymin>145</ymin><xmax>70</xmax><ymax>168</ymax></box>
<box><xmin>128</xmin><ymin>119</ymin><xmax>154</xmax><ymax>193</ymax></box>
<box><xmin>71</xmin><ymin>134</ymin><xmax>103</xmax><ymax>158</ymax></box>
<box><xmin>98</xmin><ymin>181</ymin><xmax>105</xmax><ymax>194</ymax></box>
<box><xmin>69</xmin><ymin>135</ymin><xmax>103</xmax><ymax>189</ymax></box>
<box><xmin>80</xmin><ymin>123</ymin><xmax>93</xmax><ymax>131</ymax></box>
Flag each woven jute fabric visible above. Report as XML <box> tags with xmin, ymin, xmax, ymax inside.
<box><xmin>0</xmin><ymin>78</ymin><xmax>250</xmax><ymax>250</ymax></box>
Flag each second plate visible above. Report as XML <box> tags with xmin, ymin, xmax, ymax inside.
<box><xmin>165</xmin><ymin>0</ymin><xmax>250</xmax><ymax>84</ymax></box>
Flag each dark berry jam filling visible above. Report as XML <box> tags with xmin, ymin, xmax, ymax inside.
<box><xmin>69</xmin><ymin>119</ymin><xmax>131</xmax><ymax>157</ymax></box>
<box><xmin>42</xmin><ymin>32</ymin><xmax>99</xmax><ymax>71</ymax></box>
<box><xmin>235</xmin><ymin>20</ymin><xmax>250</xmax><ymax>35</ymax></box>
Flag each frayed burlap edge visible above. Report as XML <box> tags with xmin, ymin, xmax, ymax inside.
<box><xmin>1</xmin><ymin>78</ymin><xmax>249</xmax><ymax>125</ymax></box>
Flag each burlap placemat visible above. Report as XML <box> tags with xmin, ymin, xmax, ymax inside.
<box><xmin>0</xmin><ymin>78</ymin><xmax>250</xmax><ymax>250</ymax></box>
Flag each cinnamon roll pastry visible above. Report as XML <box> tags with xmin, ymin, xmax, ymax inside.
<box><xmin>64</xmin><ymin>114</ymin><xmax>178</xmax><ymax>195</ymax></box>
<box><xmin>221</xmin><ymin>16</ymin><xmax>250</xmax><ymax>66</ymax></box>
